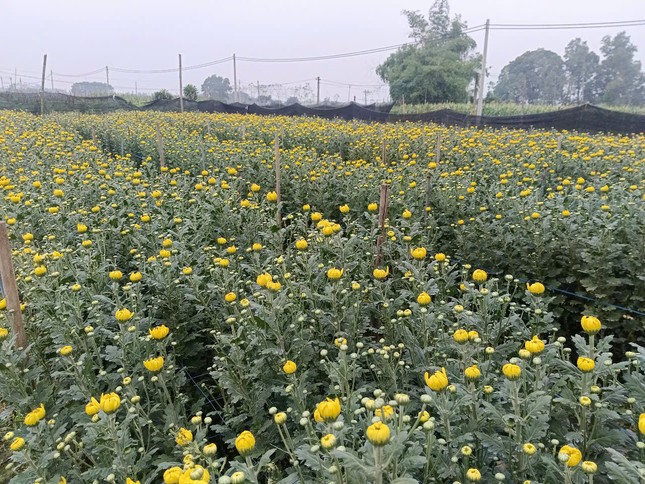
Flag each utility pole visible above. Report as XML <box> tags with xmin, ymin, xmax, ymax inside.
<box><xmin>316</xmin><ymin>76</ymin><xmax>321</xmax><ymax>105</ymax></box>
<box><xmin>257</xmin><ymin>81</ymin><xmax>260</xmax><ymax>99</ymax></box>
<box><xmin>233</xmin><ymin>54</ymin><xmax>238</xmax><ymax>103</ymax></box>
<box><xmin>40</xmin><ymin>54</ymin><xmax>47</xmax><ymax>115</ymax></box>
<box><xmin>363</xmin><ymin>90</ymin><xmax>369</xmax><ymax>105</ymax></box>
<box><xmin>476</xmin><ymin>19</ymin><xmax>490</xmax><ymax>117</ymax></box>
<box><xmin>50</xmin><ymin>70</ymin><xmax>53</xmax><ymax>91</ymax></box>
<box><xmin>105</xmin><ymin>66</ymin><xmax>110</xmax><ymax>87</ymax></box>
<box><xmin>178</xmin><ymin>53</ymin><xmax>184</xmax><ymax>113</ymax></box>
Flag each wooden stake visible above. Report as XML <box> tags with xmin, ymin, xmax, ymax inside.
<box><xmin>274</xmin><ymin>132</ymin><xmax>282</xmax><ymax>227</ymax></box>
<box><xmin>374</xmin><ymin>184</ymin><xmax>390</xmax><ymax>267</ymax></box>
<box><xmin>155</xmin><ymin>125</ymin><xmax>166</xmax><ymax>168</ymax></box>
<box><xmin>0</xmin><ymin>222</ymin><xmax>27</xmax><ymax>349</ymax></box>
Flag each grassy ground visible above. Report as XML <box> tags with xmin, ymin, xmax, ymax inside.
<box><xmin>390</xmin><ymin>101</ymin><xmax>645</xmax><ymax>116</ymax></box>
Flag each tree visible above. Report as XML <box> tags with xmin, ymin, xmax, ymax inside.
<box><xmin>201</xmin><ymin>75</ymin><xmax>232</xmax><ymax>101</ymax></box>
<box><xmin>592</xmin><ymin>32</ymin><xmax>644</xmax><ymax>105</ymax></box>
<box><xmin>376</xmin><ymin>0</ymin><xmax>479</xmax><ymax>104</ymax></box>
<box><xmin>494</xmin><ymin>49</ymin><xmax>565</xmax><ymax>104</ymax></box>
<box><xmin>153</xmin><ymin>89</ymin><xmax>173</xmax><ymax>101</ymax></box>
<box><xmin>183</xmin><ymin>84</ymin><xmax>198</xmax><ymax>101</ymax></box>
<box><xmin>564</xmin><ymin>39</ymin><xmax>599</xmax><ymax>104</ymax></box>
<box><xmin>71</xmin><ymin>82</ymin><xmax>113</xmax><ymax>97</ymax></box>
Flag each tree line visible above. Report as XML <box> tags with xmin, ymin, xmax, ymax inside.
<box><xmin>377</xmin><ymin>0</ymin><xmax>645</xmax><ymax>106</ymax></box>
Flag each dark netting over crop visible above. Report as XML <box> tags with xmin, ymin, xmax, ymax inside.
<box><xmin>1</xmin><ymin>92</ymin><xmax>643</xmax><ymax>133</ymax></box>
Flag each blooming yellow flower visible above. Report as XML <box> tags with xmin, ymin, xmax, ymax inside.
<box><xmin>76</xmin><ymin>223</ymin><xmax>88</xmax><ymax>233</ymax></box>
<box><xmin>59</xmin><ymin>345</ymin><xmax>73</xmax><ymax>356</ymax></box>
<box><xmin>266</xmin><ymin>191</ymin><xmax>278</xmax><ymax>202</ymax></box>
<box><xmin>639</xmin><ymin>413</ymin><xmax>645</xmax><ymax>435</ymax></box>
<box><xmin>320</xmin><ymin>433</ymin><xmax>336</xmax><ymax>449</ymax></box>
<box><xmin>464</xmin><ymin>365</ymin><xmax>481</xmax><ymax>381</ymax></box>
<box><xmin>182</xmin><ymin>267</ymin><xmax>193</xmax><ymax>275</ymax></box>
<box><xmin>577</xmin><ymin>357</ymin><xmax>595</xmax><ymax>373</ymax></box>
<box><xmin>559</xmin><ymin>445</ymin><xmax>582</xmax><ymax>467</ymax></box>
<box><xmin>526</xmin><ymin>282</ymin><xmax>545</xmax><ymax>295</ymax></box>
<box><xmin>581</xmin><ymin>315</ymin><xmax>601</xmax><ymax>334</ymax></box>
<box><xmin>418</xmin><ymin>410</ymin><xmax>430</xmax><ymax>423</ymax></box>
<box><xmin>373</xmin><ymin>267</ymin><xmax>389</xmax><ymax>280</ymax></box>
<box><xmin>85</xmin><ymin>397</ymin><xmax>100</xmax><ymax>416</ymax></box>
<box><xmin>375</xmin><ymin>405</ymin><xmax>394</xmax><ymax>421</ymax></box>
<box><xmin>466</xmin><ymin>468</ymin><xmax>481</xmax><ymax>481</ymax></box>
<box><xmin>295</xmin><ymin>239</ymin><xmax>308</xmax><ymax>250</ymax></box>
<box><xmin>225</xmin><ymin>292</ymin><xmax>237</xmax><ymax>302</ymax></box>
<box><xmin>316</xmin><ymin>397</ymin><xmax>341</xmax><ymax>422</ymax></box>
<box><xmin>367</xmin><ymin>203</ymin><xmax>378</xmax><ymax>212</ymax></box>
<box><xmin>366</xmin><ymin>421</ymin><xmax>390</xmax><ymax>446</ymax></box>
<box><xmin>115</xmin><ymin>308</ymin><xmax>134</xmax><ymax>322</ymax></box>
<box><xmin>472</xmin><ymin>269</ymin><xmax>487</xmax><ymax>283</ymax></box>
<box><xmin>143</xmin><ymin>356</ymin><xmax>164</xmax><ymax>372</ymax></box>
<box><xmin>402</xmin><ymin>209</ymin><xmax>412</xmax><ymax>219</ymax></box>
<box><xmin>0</xmin><ymin>298</ymin><xmax>6</xmax><ymax>310</ymax></box>
<box><xmin>417</xmin><ymin>292</ymin><xmax>431</xmax><ymax>305</ymax></box>
<box><xmin>311</xmin><ymin>212</ymin><xmax>323</xmax><ymax>222</ymax></box>
<box><xmin>126</xmin><ymin>478</ymin><xmax>139</xmax><ymax>484</ymax></box>
<box><xmin>163</xmin><ymin>467</ymin><xmax>183</xmax><ymax>484</ymax></box>
<box><xmin>453</xmin><ymin>329</ymin><xmax>469</xmax><ymax>344</ymax></box>
<box><xmin>0</xmin><ymin>328</ymin><xmax>9</xmax><ymax>341</ymax></box>
<box><xmin>411</xmin><ymin>247</ymin><xmax>426</xmax><ymax>260</ymax></box>
<box><xmin>149</xmin><ymin>325</ymin><xmax>170</xmax><ymax>340</ymax></box>
<box><xmin>425</xmin><ymin>368</ymin><xmax>449</xmax><ymax>391</ymax></box>
<box><xmin>256</xmin><ymin>272</ymin><xmax>272</xmax><ymax>287</ymax></box>
<box><xmin>582</xmin><ymin>461</ymin><xmax>598</xmax><ymax>474</ymax></box>
<box><xmin>24</xmin><ymin>404</ymin><xmax>46</xmax><ymax>426</ymax></box>
<box><xmin>34</xmin><ymin>266</ymin><xmax>47</xmax><ymax>277</ymax></box>
<box><xmin>434</xmin><ymin>253</ymin><xmax>446</xmax><ymax>262</ymax></box>
<box><xmin>100</xmin><ymin>393</ymin><xmax>121</xmax><ymax>414</ymax></box>
<box><xmin>502</xmin><ymin>363</ymin><xmax>521</xmax><ymax>380</ymax></box>
<box><xmin>108</xmin><ymin>270</ymin><xmax>123</xmax><ymax>280</ymax></box>
<box><xmin>523</xmin><ymin>443</ymin><xmax>537</xmax><ymax>455</ymax></box>
<box><xmin>10</xmin><ymin>437</ymin><xmax>25</xmax><ymax>451</ymax></box>
<box><xmin>327</xmin><ymin>268</ymin><xmax>343</xmax><ymax>280</ymax></box>
<box><xmin>179</xmin><ymin>466</ymin><xmax>210</xmax><ymax>483</ymax></box>
<box><xmin>283</xmin><ymin>360</ymin><xmax>297</xmax><ymax>374</ymax></box>
<box><xmin>235</xmin><ymin>430</ymin><xmax>256</xmax><ymax>455</ymax></box>
<box><xmin>176</xmin><ymin>427</ymin><xmax>193</xmax><ymax>446</ymax></box>
<box><xmin>339</xmin><ymin>204</ymin><xmax>349</xmax><ymax>213</ymax></box>
<box><xmin>525</xmin><ymin>336</ymin><xmax>545</xmax><ymax>354</ymax></box>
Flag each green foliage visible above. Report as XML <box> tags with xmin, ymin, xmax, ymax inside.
<box><xmin>0</xmin><ymin>111</ymin><xmax>644</xmax><ymax>482</ymax></box>
<box><xmin>494</xmin><ymin>49</ymin><xmax>565</xmax><ymax>104</ymax></box>
<box><xmin>201</xmin><ymin>75</ymin><xmax>232</xmax><ymax>102</ymax></box>
<box><xmin>183</xmin><ymin>84</ymin><xmax>199</xmax><ymax>102</ymax></box>
<box><xmin>377</xmin><ymin>0</ymin><xmax>480</xmax><ymax>104</ymax></box>
<box><xmin>564</xmin><ymin>39</ymin><xmax>599</xmax><ymax>104</ymax></box>
<box><xmin>153</xmin><ymin>89</ymin><xmax>173</xmax><ymax>101</ymax></box>
<box><xmin>593</xmin><ymin>31</ymin><xmax>645</xmax><ymax>106</ymax></box>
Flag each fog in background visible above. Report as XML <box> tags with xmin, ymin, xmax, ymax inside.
<box><xmin>1</xmin><ymin>0</ymin><xmax>643</xmax><ymax>102</ymax></box>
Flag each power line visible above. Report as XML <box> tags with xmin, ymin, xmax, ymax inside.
<box><xmin>490</xmin><ymin>19</ymin><xmax>645</xmax><ymax>30</ymax></box>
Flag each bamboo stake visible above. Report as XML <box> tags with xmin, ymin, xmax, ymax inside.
<box><xmin>374</xmin><ymin>184</ymin><xmax>390</xmax><ymax>267</ymax></box>
<box><xmin>0</xmin><ymin>222</ymin><xmax>27</xmax><ymax>349</ymax></box>
<box><xmin>274</xmin><ymin>132</ymin><xmax>282</xmax><ymax>227</ymax></box>
<box><xmin>155</xmin><ymin>125</ymin><xmax>166</xmax><ymax>168</ymax></box>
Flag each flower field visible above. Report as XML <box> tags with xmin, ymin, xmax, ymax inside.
<box><xmin>0</xmin><ymin>110</ymin><xmax>644</xmax><ymax>483</ymax></box>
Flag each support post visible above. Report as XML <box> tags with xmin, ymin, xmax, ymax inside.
<box><xmin>105</xmin><ymin>66</ymin><xmax>110</xmax><ymax>87</ymax></box>
<box><xmin>274</xmin><ymin>133</ymin><xmax>282</xmax><ymax>227</ymax></box>
<box><xmin>475</xmin><ymin>19</ymin><xmax>490</xmax><ymax>117</ymax></box>
<box><xmin>374</xmin><ymin>184</ymin><xmax>390</xmax><ymax>268</ymax></box>
<box><xmin>40</xmin><ymin>54</ymin><xmax>47</xmax><ymax>115</ymax></box>
<box><xmin>316</xmin><ymin>76</ymin><xmax>321</xmax><ymax>104</ymax></box>
<box><xmin>178</xmin><ymin>54</ymin><xmax>184</xmax><ymax>113</ymax></box>
<box><xmin>155</xmin><ymin>125</ymin><xmax>166</xmax><ymax>168</ymax></box>
<box><xmin>0</xmin><ymin>222</ymin><xmax>27</xmax><ymax>349</ymax></box>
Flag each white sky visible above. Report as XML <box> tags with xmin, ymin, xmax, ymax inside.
<box><xmin>1</xmin><ymin>0</ymin><xmax>643</xmax><ymax>102</ymax></box>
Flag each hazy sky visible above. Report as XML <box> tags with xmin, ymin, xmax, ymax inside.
<box><xmin>1</xmin><ymin>0</ymin><xmax>644</xmax><ymax>102</ymax></box>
